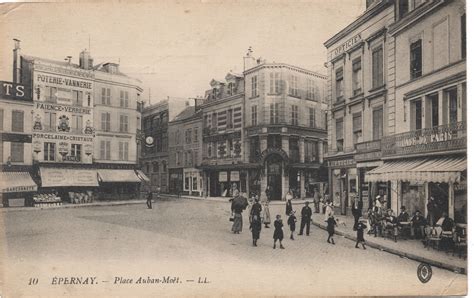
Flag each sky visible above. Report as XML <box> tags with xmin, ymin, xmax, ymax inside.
<box><xmin>0</xmin><ymin>0</ymin><xmax>365</xmax><ymax>106</ymax></box>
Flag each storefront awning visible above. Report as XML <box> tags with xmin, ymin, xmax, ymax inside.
<box><xmin>365</xmin><ymin>156</ymin><xmax>466</xmax><ymax>183</ymax></box>
<box><xmin>136</xmin><ymin>170</ymin><xmax>150</xmax><ymax>182</ymax></box>
<box><xmin>40</xmin><ymin>168</ymin><xmax>99</xmax><ymax>187</ymax></box>
<box><xmin>0</xmin><ymin>172</ymin><xmax>38</xmax><ymax>193</ymax></box>
<box><xmin>97</xmin><ymin>169</ymin><xmax>141</xmax><ymax>183</ymax></box>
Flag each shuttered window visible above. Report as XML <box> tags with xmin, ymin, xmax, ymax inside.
<box><xmin>373</xmin><ymin>107</ymin><xmax>384</xmax><ymax>140</ymax></box>
<box><xmin>12</xmin><ymin>110</ymin><xmax>24</xmax><ymax>132</ymax></box>
<box><xmin>372</xmin><ymin>46</ymin><xmax>384</xmax><ymax>88</ymax></box>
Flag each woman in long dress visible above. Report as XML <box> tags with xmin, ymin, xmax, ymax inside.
<box><xmin>262</xmin><ymin>201</ymin><xmax>271</xmax><ymax>228</ymax></box>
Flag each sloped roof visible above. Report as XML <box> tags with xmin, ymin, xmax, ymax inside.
<box><xmin>172</xmin><ymin>105</ymin><xmax>197</xmax><ymax>122</ymax></box>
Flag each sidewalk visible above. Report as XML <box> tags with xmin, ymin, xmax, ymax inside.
<box><xmin>166</xmin><ymin>194</ymin><xmax>311</xmax><ymax>205</ymax></box>
<box><xmin>311</xmin><ymin>212</ymin><xmax>467</xmax><ymax>274</ymax></box>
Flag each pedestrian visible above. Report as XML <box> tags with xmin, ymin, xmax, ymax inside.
<box><xmin>146</xmin><ymin>190</ymin><xmax>153</xmax><ymax>209</ymax></box>
<box><xmin>313</xmin><ymin>190</ymin><xmax>320</xmax><ymax>213</ymax></box>
<box><xmin>327</xmin><ymin>215</ymin><xmax>336</xmax><ymax>244</ymax></box>
<box><xmin>324</xmin><ymin>200</ymin><xmax>334</xmax><ymax>221</ymax></box>
<box><xmin>249</xmin><ymin>214</ymin><xmax>262</xmax><ymax>247</ymax></box>
<box><xmin>263</xmin><ymin>201</ymin><xmax>271</xmax><ymax>228</ymax></box>
<box><xmin>285</xmin><ymin>192</ymin><xmax>293</xmax><ymax>217</ymax></box>
<box><xmin>298</xmin><ymin>201</ymin><xmax>312</xmax><ymax>236</ymax></box>
<box><xmin>287</xmin><ymin>210</ymin><xmax>297</xmax><ymax>240</ymax></box>
<box><xmin>273</xmin><ymin>215</ymin><xmax>285</xmax><ymax>249</ymax></box>
<box><xmin>251</xmin><ymin>197</ymin><xmax>262</xmax><ymax>219</ymax></box>
<box><xmin>355</xmin><ymin>218</ymin><xmax>367</xmax><ymax>249</ymax></box>
<box><xmin>351</xmin><ymin>196</ymin><xmax>362</xmax><ymax>230</ymax></box>
<box><xmin>231</xmin><ymin>192</ymin><xmax>248</xmax><ymax>234</ymax></box>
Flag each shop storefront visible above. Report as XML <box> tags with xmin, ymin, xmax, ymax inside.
<box><xmin>97</xmin><ymin>169</ymin><xmax>142</xmax><ymax>200</ymax></box>
<box><xmin>0</xmin><ymin>172</ymin><xmax>38</xmax><ymax>207</ymax></box>
<box><xmin>183</xmin><ymin>168</ymin><xmax>203</xmax><ymax>196</ymax></box>
<box><xmin>328</xmin><ymin>157</ymin><xmax>356</xmax><ymax>215</ymax></box>
<box><xmin>168</xmin><ymin>168</ymin><xmax>183</xmax><ymax>195</ymax></box>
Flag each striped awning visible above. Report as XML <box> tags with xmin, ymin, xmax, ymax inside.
<box><xmin>97</xmin><ymin>169</ymin><xmax>141</xmax><ymax>183</ymax></box>
<box><xmin>0</xmin><ymin>172</ymin><xmax>38</xmax><ymax>193</ymax></box>
<box><xmin>365</xmin><ymin>156</ymin><xmax>466</xmax><ymax>183</ymax></box>
<box><xmin>136</xmin><ymin>170</ymin><xmax>150</xmax><ymax>182</ymax></box>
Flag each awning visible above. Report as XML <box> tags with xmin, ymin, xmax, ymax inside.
<box><xmin>97</xmin><ymin>169</ymin><xmax>141</xmax><ymax>183</ymax></box>
<box><xmin>40</xmin><ymin>168</ymin><xmax>99</xmax><ymax>187</ymax></box>
<box><xmin>136</xmin><ymin>170</ymin><xmax>150</xmax><ymax>182</ymax></box>
<box><xmin>0</xmin><ymin>172</ymin><xmax>38</xmax><ymax>193</ymax></box>
<box><xmin>365</xmin><ymin>156</ymin><xmax>466</xmax><ymax>183</ymax></box>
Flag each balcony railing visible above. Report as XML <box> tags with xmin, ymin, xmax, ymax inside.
<box><xmin>381</xmin><ymin>121</ymin><xmax>466</xmax><ymax>157</ymax></box>
<box><xmin>355</xmin><ymin>140</ymin><xmax>381</xmax><ymax>153</ymax></box>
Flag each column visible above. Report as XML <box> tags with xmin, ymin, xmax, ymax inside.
<box><xmin>299</xmin><ymin>137</ymin><xmax>305</xmax><ymax>163</ymax></box>
<box><xmin>260</xmin><ymin>135</ymin><xmax>267</xmax><ymax>152</ymax></box>
<box><xmin>300</xmin><ymin>171</ymin><xmax>306</xmax><ymax>199</ymax></box>
<box><xmin>448</xmin><ymin>181</ymin><xmax>454</xmax><ymax>219</ymax></box>
<box><xmin>243</xmin><ymin>139</ymin><xmax>250</xmax><ymax>163</ymax></box>
<box><xmin>318</xmin><ymin>141</ymin><xmax>324</xmax><ymax>164</ymax></box>
<box><xmin>282</xmin><ymin>135</ymin><xmax>289</xmax><ymax>154</ymax></box>
<box><xmin>457</xmin><ymin>83</ymin><xmax>463</xmax><ymax>123</ymax></box>
<box><xmin>282</xmin><ymin>168</ymin><xmax>289</xmax><ymax>201</ymax></box>
<box><xmin>438</xmin><ymin>89</ymin><xmax>446</xmax><ymax>126</ymax></box>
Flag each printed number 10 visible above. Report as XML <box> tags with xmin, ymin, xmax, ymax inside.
<box><xmin>28</xmin><ymin>278</ymin><xmax>38</xmax><ymax>285</ymax></box>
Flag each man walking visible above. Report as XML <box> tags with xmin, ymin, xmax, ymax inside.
<box><xmin>146</xmin><ymin>190</ymin><xmax>153</xmax><ymax>209</ymax></box>
<box><xmin>351</xmin><ymin>196</ymin><xmax>363</xmax><ymax>230</ymax></box>
<box><xmin>298</xmin><ymin>201</ymin><xmax>312</xmax><ymax>236</ymax></box>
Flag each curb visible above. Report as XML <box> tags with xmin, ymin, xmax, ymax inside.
<box><xmin>311</xmin><ymin>221</ymin><xmax>466</xmax><ymax>275</ymax></box>
<box><xmin>0</xmin><ymin>200</ymin><xmax>147</xmax><ymax>213</ymax></box>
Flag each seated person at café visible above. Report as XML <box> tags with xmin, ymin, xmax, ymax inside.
<box><xmin>383</xmin><ymin>209</ymin><xmax>398</xmax><ymax>236</ymax></box>
<box><xmin>368</xmin><ymin>209</ymin><xmax>382</xmax><ymax>237</ymax></box>
<box><xmin>435</xmin><ymin>211</ymin><xmax>455</xmax><ymax>250</ymax></box>
<box><xmin>410</xmin><ymin>210</ymin><xmax>427</xmax><ymax>239</ymax></box>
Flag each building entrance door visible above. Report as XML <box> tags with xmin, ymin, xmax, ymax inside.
<box><xmin>266</xmin><ymin>154</ymin><xmax>283</xmax><ymax>200</ymax></box>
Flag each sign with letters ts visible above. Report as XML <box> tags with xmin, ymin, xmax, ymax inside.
<box><xmin>0</xmin><ymin>81</ymin><xmax>31</xmax><ymax>101</ymax></box>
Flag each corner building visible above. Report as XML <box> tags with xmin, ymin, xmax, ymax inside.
<box><xmin>243</xmin><ymin>62</ymin><xmax>328</xmax><ymax>201</ymax></box>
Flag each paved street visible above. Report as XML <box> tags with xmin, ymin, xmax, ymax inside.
<box><xmin>1</xmin><ymin>198</ymin><xmax>466</xmax><ymax>296</ymax></box>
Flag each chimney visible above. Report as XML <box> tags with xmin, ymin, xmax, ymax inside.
<box><xmin>13</xmin><ymin>39</ymin><xmax>21</xmax><ymax>83</ymax></box>
<box><xmin>79</xmin><ymin>49</ymin><xmax>94</xmax><ymax>70</ymax></box>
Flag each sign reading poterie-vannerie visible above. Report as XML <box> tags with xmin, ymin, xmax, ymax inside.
<box><xmin>36</xmin><ymin>73</ymin><xmax>93</xmax><ymax>89</ymax></box>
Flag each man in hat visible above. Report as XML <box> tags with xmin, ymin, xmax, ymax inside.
<box><xmin>298</xmin><ymin>201</ymin><xmax>312</xmax><ymax>236</ymax></box>
<box><xmin>410</xmin><ymin>210</ymin><xmax>426</xmax><ymax>239</ymax></box>
<box><xmin>397</xmin><ymin>206</ymin><xmax>409</xmax><ymax>222</ymax></box>
<box><xmin>351</xmin><ymin>196</ymin><xmax>363</xmax><ymax>231</ymax></box>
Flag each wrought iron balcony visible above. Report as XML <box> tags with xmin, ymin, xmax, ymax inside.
<box><xmin>381</xmin><ymin>121</ymin><xmax>466</xmax><ymax>157</ymax></box>
<box><xmin>355</xmin><ymin>139</ymin><xmax>381</xmax><ymax>153</ymax></box>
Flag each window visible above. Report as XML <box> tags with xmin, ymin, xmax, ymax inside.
<box><xmin>207</xmin><ymin>143</ymin><xmax>212</xmax><ymax>157</ymax></box>
<box><xmin>251</xmin><ymin>105</ymin><xmax>257</xmax><ymax>126</ymax></box>
<box><xmin>227</xmin><ymin>82</ymin><xmax>235</xmax><ymax>96</ymax></box>
<box><xmin>227</xmin><ymin>139</ymin><xmax>233</xmax><ymax>157</ymax></box>
<box><xmin>289</xmin><ymin>74</ymin><xmax>298</xmax><ymax>96</ymax></box>
<box><xmin>101</xmin><ymin>88</ymin><xmax>111</xmax><ymax>105</ymax></box>
<box><xmin>194</xmin><ymin>150</ymin><xmax>198</xmax><ymax>166</ymax></box>
<box><xmin>119</xmin><ymin>115</ymin><xmax>129</xmax><ymax>133</ymax></box>
<box><xmin>100</xmin><ymin>140</ymin><xmax>111</xmax><ymax>160</ymax></box>
<box><xmin>270</xmin><ymin>103</ymin><xmax>280</xmax><ymax>124</ymax></box>
<box><xmin>193</xmin><ymin>128</ymin><xmax>198</xmax><ymax>143</ymax></box>
<box><xmin>10</xmin><ymin>142</ymin><xmax>24</xmax><ymax>162</ymax></box>
<box><xmin>45</xmin><ymin>86</ymin><xmax>57</xmax><ymax>103</ymax></box>
<box><xmin>461</xmin><ymin>14</ymin><xmax>466</xmax><ymax>59</ymax></box>
<box><xmin>412</xmin><ymin>100</ymin><xmax>422</xmax><ymax>130</ymax></box>
<box><xmin>72</xmin><ymin>90</ymin><xmax>83</xmax><ymax>106</ymax></box>
<box><xmin>352</xmin><ymin>113</ymin><xmax>362</xmax><ymax>147</ymax></box>
<box><xmin>309</xmin><ymin>107</ymin><xmax>316</xmax><ymax>128</ymax></box>
<box><xmin>101</xmin><ymin>112</ymin><xmax>111</xmax><ymax>132</ymax></box>
<box><xmin>0</xmin><ymin>109</ymin><xmax>3</xmax><ymax>131</ymax></box>
<box><xmin>212</xmin><ymin>88</ymin><xmax>219</xmax><ymax>99</ymax></box>
<box><xmin>185</xmin><ymin>174</ymin><xmax>190</xmax><ymax>190</ymax></box>
<box><xmin>398</xmin><ymin>0</ymin><xmax>409</xmax><ymax>19</ymax></box>
<box><xmin>335</xmin><ymin>67</ymin><xmax>344</xmax><ymax>100</ymax></box>
<box><xmin>212</xmin><ymin>113</ymin><xmax>217</xmax><ymax>128</ymax></box>
<box><xmin>447</xmin><ymin>88</ymin><xmax>458</xmax><ymax>124</ymax></box>
<box><xmin>119</xmin><ymin>142</ymin><xmax>129</xmax><ymax>161</ymax></box>
<box><xmin>304</xmin><ymin>140</ymin><xmax>318</xmax><ymax>163</ymax></box>
<box><xmin>44</xmin><ymin>142</ymin><xmax>55</xmax><ymax>161</ymax></box>
<box><xmin>372</xmin><ymin>46</ymin><xmax>384</xmax><ymax>88</ymax></box>
<box><xmin>120</xmin><ymin>91</ymin><xmax>129</xmax><ymax>108</ymax></box>
<box><xmin>227</xmin><ymin>109</ymin><xmax>233</xmax><ymax>129</ymax></box>
<box><xmin>410</xmin><ymin>40</ymin><xmax>422</xmax><ymax>79</ymax></box>
<box><xmin>175</xmin><ymin>131</ymin><xmax>180</xmax><ymax>144</ymax></box>
<box><xmin>307</xmin><ymin>79</ymin><xmax>316</xmax><ymax>100</ymax></box>
<box><xmin>44</xmin><ymin>111</ymin><xmax>56</xmax><ymax>132</ymax></box>
<box><xmin>70</xmin><ymin>144</ymin><xmax>82</xmax><ymax>161</ymax></box>
<box><xmin>372</xmin><ymin>107</ymin><xmax>384</xmax><ymax>140</ymax></box>
<box><xmin>185</xmin><ymin>129</ymin><xmax>192</xmax><ymax>144</ymax></box>
<box><xmin>352</xmin><ymin>58</ymin><xmax>362</xmax><ymax>96</ymax></box>
<box><xmin>192</xmin><ymin>176</ymin><xmax>198</xmax><ymax>191</ymax></box>
<box><xmin>251</xmin><ymin>75</ymin><xmax>258</xmax><ymax>97</ymax></box>
<box><xmin>291</xmin><ymin>105</ymin><xmax>298</xmax><ymax>125</ymax></box>
<box><xmin>336</xmin><ymin>118</ymin><xmax>344</xmax><ymax>152</ymax></box>
<box><xmin>11</xmin><ymin>110</ymin><xmax>24</xmax><ymax>132</ymax></box>
<box><xmin>428</xmin><ymin>94</ymin><xmax>439</xmax><ymax>128</ymax></box>
<box><xmin>71</xmin><ymin>115</ymin><xmax>83</xmax><ymax>134</ymax></box>
<box><xmin>153</xmin><ymin>162</ymin><xmax>159</xmax><ymax>172</ymax></box>
<box><xmin>270</xmin><ymin>72</ymin><xmax>281</xmax><ymax>94</ymax></box>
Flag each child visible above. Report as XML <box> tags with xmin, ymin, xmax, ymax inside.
<box><xmin>287</xmin><ymin>211</ymin><xmax>297</xmax><ymax>240</ymax></box>
<box><xmin>263</xmin><ymin>201</ymin><xmax>271</xmax><ymax>228</ymax></box>
<box><xmin>273</xmin><ymin>215</ymin><xmax>285</xmax><ymax>249</ymax></box>
<box><xmin>249</xmin><ymin>214</ymin><xmax>262</xmax><ymax>247</ymax></box>
<box><xmin>355</xmin><ymin>218</ymin><xmax>367</xmax><ymax>249</ymax></box>
<box><xmin>327</xmin><ymin>215</ymin><xmax>337</xmax><ymax>244</ymax></box>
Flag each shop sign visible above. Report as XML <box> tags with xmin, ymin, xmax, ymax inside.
<box><xmin>32</xmin><ymin>133</ymin><xmax>93</xmax><ymax>143</ymax></box>
<box><xmin>355</xmin><ymin>151</ymin><xmax>382</xmax><ymax>161</ymax></box>
<box><xmin>328</xmin><ymin>158</ymin><xmax>356</xmax><ymax>168</ymax></box>
<box><xmin>0</xmin><ymin>81</ymin><xmax>30</xmax><ymax>101</ymax></box>
<box><xmin>35</xmin><ymin>102</ymin><xmax>91</xmax><ymax>114</ymax></box>
<box><xmin>454</xmin><ymin>182</ymin><xmax>467</xmax><ymax>192</ymax></box>
<box><xmin>230</xmin><ymin>171</ymin><xmax>240</xmax><ymax>181</ymax></box>
<box><xmin>36</xmin><ymin>73</ymin><xmax>93</xmax><ymax>89</ymax></box>
<box><xmin>331</xmin><ymin>33</ymin><xmax>362</xmax><ymax>58</ymax></box>
<box><xmin>0</xmin><ymin>132</ymin><xmax>32</xmax><ymax>143</ymax></box>
<box><xmin>219</xmin><ymin>171</ymin><xmax>228</xmax><ymax>182</ymax></box>
<box><xmin>63</xmin><ymin>155</ymin><xmax>80</xmax><ymax>162</ymax></box>
<box><xmin>3</xmin><ymin>185</ymin><xmax>36</xmax><ymax>193</ymax></box>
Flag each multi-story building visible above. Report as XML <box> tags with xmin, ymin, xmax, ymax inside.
<box><xmin>141</xmin><ymin>100</ymin><xmax>169</xmax><ymax>192</ymax></box>
<box><xmin>200</xmin><ymin>73</ymin><xmax>247</xmax><ymax>197</ymax></box>
<box><xmin>0</xmin><ymin>72</ymin><xmax>37</xmax><ymax>207</ymax></box>
<box><xmin>324</xmin><ymin>0</ymin><xmax>396</xmax><ymax>215</ymax></box>
<box><xmin>242</xmin><ymin>61</ymin><xmax>328</xmax><ymax>201</ymax></box>
<box><xmin>365</xmin><ymin>0</ymin><xmax>466</xmax><ymax>224</ymax></box>
<box><xmin>93</xmin><ymin>57</ymin><xmax>145</xmax><ymax>200</ymax></box>
<box><xmin>168</xmin><ymin>102</ymin><xmax>203</xmax><ymax>196</ymax></box>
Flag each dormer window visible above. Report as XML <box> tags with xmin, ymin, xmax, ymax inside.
<box><xmin>212</xmin><ymin>88</ymin><xmax>219</xmax><ymax>99</ymax></box>
<box><xmin>227</xmin><ymin>82</ymin><xmax>235</xmax><ymax>96</ymax></box>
